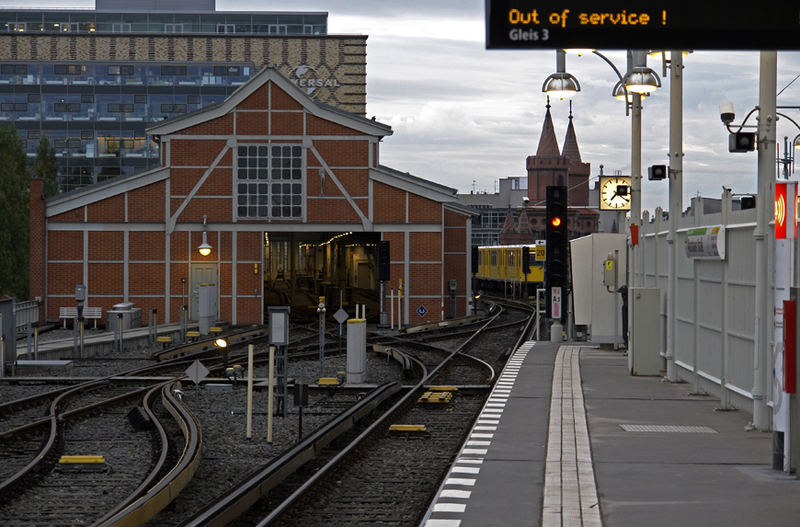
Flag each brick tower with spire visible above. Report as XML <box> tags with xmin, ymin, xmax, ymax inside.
<box><xmin>526</xmin><ymin>99</ymin><xmax>570</xmax><ymax>204</ymax></box>
<box><xmin>499</xmin><ymin>99</ymin><xmax>598</xmax><ymax>244</ymax></box>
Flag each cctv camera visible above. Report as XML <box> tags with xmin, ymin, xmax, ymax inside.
<box><xmin>719</xmin><ymin>101</ymin><xmax>735</xmax><ymax>125</ymax></box>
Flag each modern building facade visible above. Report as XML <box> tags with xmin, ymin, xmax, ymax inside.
<box><xmin>0</xmin><ymin>1</ymin><xmax>365</xmax><ymax>191</ymax></box>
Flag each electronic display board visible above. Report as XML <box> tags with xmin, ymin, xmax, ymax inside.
<box><xmin>486</xmin><ymin>1</ymin><xmax>800</xmax><ymax>50</ymax></box>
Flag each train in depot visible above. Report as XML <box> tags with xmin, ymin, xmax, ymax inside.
<box><xmin>474</xmin><ymin>243</ymin><xmax>545</xmax><ymax>296</ymax></box>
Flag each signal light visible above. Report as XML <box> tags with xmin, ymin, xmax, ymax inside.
<box><xmin>551</xmin><ymin>217</ymin><xmax>562</xmax><ymax>227</ymax></box>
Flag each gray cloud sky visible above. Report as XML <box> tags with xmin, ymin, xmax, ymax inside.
<box><xmin>9</xmin><ymin>0</ymin><xmax>800</xmax><ymax>215</ymax></box>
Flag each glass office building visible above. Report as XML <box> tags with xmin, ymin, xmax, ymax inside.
<box><xmin>0</xmin><ymin>2</ymin><xmax>358</xmax><ymax>192</ymax></box>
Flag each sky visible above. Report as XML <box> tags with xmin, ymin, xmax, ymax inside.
<box><xmin>6</xmin><ymin>0</ymin><xmax>800</xmax><ymax>216</ymax></box>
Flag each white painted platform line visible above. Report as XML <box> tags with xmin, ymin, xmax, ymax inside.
<box><xmin>542</xmin><ymin>346</ymin><xmax>602</xmax><ymax>527</ymax></box>
<box><xmin>422</xmin><ymin>340</ymin><xmax>536</xmax><ymax>527</ymax></box>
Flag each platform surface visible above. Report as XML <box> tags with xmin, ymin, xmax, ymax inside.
<box><xmin>422</xmin><ymin>343</ymin><xmax>800</xmax><ymax>527</ymax></box>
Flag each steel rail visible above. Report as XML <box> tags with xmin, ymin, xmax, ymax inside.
<box><xmin>90</xmin><ymin>381</ymin><xmax>172</xmax><ymax>526</ymax></box>
<box><xmin>180</xmin><ymin>381</ymin><xmax>403</xmax><ymax>527</ymax></box>
<box><xmin>94</xmin><ymin>381</ymin><xmax>202</xmax><ymax>527</ymax></box>
<box><xmin>255</xmin><ymin>306</ymin><xmax>507</xmax><ymax>526</ymax></box>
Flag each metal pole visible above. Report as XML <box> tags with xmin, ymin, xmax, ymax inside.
<box><xmin>73</xmin><ymin>316</ymin><xmax>78</xmax><ymax>358</ymax></box>
<box><xmin>246</xmin><ymin>344</ymin><xmax>253</xmax><ymax>439</ymax></box>
<box><xmin>665</xmin><ymin>50</ymin><xmax>683</xmax><ymax>381</ymax></box>
<box><xmin>268</xmin><ymin>345</ymin><xmax>275</xmax><ymax>443</ymax></box>
<box><xmin>753</xmin><ymin>51</ymin><xmax>777</xmax><ymax>430</ymax></box>
<box><xmin>26</xmin><ymin>322</ymin><xmax>32</xmax><ymax>359</ymax></box>
<box><xmin>629</xmin><ymin>90</ymin><xmax>642</xmax><ymax>355</ymax></box>
<box><xmin>180</xmin><ymin>305</ymin><xmax>186</xmax><ymax>343</ymax></box>
<box><xmin>318</xmin><ymin>296</ymin><xmax>326</xmax><ymax>378</ymax></box>
<box><xmin>33</xmin><ymin>325</ymin><xmax>38</xmax><ymax>361</ymax></box>
<box><xmin>79</xmin><ymin>319</ymin><xmax>84</xmax><ymax>358</ymax></box>
<box><xmin>390</xmin><ymin>289</ymin><xmax>394</xmax><ymax>330</ymax></box>
<box><xmin>118</xmin><ymin>312</ymin><xmax>124</xmax><ymax>353</ymax></box>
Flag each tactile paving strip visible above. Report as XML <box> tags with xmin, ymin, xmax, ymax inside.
<box><xmin>620</xmin><ymin>424</ymin><xmax>717</xmax><ymax>433</ymax></box>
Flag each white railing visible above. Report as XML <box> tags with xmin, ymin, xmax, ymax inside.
<box><xmin>14</xmin><ymin>300</ymin><xmax>40</xmax><ymax>334</ymax></box>
<box><xmin>635</xmin><ymin>191</ymin><xmax>759</xmax><ymax>412</ymax></box>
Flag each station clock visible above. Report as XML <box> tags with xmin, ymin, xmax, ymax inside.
<box><xmin>599</xmin><ymin>175</ymin><xmax>632</xmax><ymax>210</ymax></box>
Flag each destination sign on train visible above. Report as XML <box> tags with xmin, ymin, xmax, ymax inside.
<box><xmin>485</xmin><ymin>1</ymin><xmax>800</xmax><ymax>50</ymax></box>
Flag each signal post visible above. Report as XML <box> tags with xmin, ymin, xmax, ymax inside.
<box><xmin>545</xmin><ymin>186</ymin><xmax>568</xmax><ymax>341</ymax></box>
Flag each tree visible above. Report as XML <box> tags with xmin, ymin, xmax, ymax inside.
<box><xmin>0</xmin><ymin>123</ymin><xmax>30</xmax><ymax>300</ymax></box>
<box><xmin>33</xmin><ymin>136</ymin><xmax>59</xmax><ymax>198</ymax></box>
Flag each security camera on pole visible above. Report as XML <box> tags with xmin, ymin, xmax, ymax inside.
<box><xmin>545</xmin><ymin>186</ymin><xmax>568</xmax><ymax>341</ymax></box>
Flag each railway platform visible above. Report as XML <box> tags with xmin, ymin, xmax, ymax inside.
<box><xmin>422</xmin><ymin>342</ymin><xmax>800</xmax><ymax>526</ymax></box>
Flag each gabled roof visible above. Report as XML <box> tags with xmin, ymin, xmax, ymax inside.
<box><xmin>371</xmin><ymin>164</ymin><xmax>459</xmax><ymax>204</ymax></box>
<box><xmin>147</xmin><ymin>67</ymin><xmax>393</xmax><ymax>138</ymax></box>
<box><xmin>536</xmin><ymin>105</ymin><xmax>560</xmax><ymax>157</ymax></box>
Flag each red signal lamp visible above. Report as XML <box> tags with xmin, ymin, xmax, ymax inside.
<box><xmin>551</xmin><ymin>217</ymin><xmax>562</xmax><ymax>227</ymax></box>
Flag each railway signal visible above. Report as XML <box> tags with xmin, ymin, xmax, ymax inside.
<box><xmin>545</xmin><ymin>186</ymin><xmax>568</xmax><ymax>321</ymax></box>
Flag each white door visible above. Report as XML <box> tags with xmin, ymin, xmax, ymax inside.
<box><xmin>190</xmin><ymin>264</ymin><xmax>218</xmax><ymax>320</ymax></box>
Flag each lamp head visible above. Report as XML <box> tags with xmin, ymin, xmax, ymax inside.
<box><xmin>198</xmin><ymin>229</ymin><xmax>212</xmax><ymax>256</ymax></box>
<box><xmin>214</xmin><ymin>337</ymin><xmax>229</xmax><ymax>348</ymax></box>
<box><xmin>542</xmin><ymin>72</ymin><xmax>580</xmax><ymax>99</ymax></box>
<box><xmin>623</xmin><ymin>66</ymin><xmax>661</xmax><ymax>94</ymax></box>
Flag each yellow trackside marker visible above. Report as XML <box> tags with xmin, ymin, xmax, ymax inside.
<box><xmin>59</xmin><ymin>455</ymin><xmax>106</xmax><ymax>464</ymax></box>
<box><xmin>389</xmin><ymin>424</ymin><xmax>427</xmax><ymax>433</ymax></box>
<box><xmin>429</xmin><ymin>386</ymin><xmax>458</xmax><ymax>392</ymax></box>
<box><xmin>156</xmin><ymin>336</ymin><xmax>172</xmax><ymax>343</ymax></box>
<box><xmin>318</xmin><ymin>377</ymin><xmax>339</xmax><ymax>386</ymax></box>
<box><xmin>186</xmin><ymin>331</ymin><xmax>200</xmax><ymax>337</ymax></box>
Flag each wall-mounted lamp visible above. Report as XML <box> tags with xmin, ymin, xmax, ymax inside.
<box><xmin>198</xmin><ymin>214</ymin><xmax>212</xmax><ymax>256</ymax></box>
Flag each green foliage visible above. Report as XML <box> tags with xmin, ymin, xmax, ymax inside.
<box><xmin>0</xmin><ymin>123</ymin><xmax>30</xmax><ymax>300</ymax></box>
<box><xmin>33</xmin><ymin>136</ymin><xmax>59</xmax><ymax>198</ymax></box>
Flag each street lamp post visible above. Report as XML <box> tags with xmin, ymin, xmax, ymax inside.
<box><xmin>544</xmin><ymin>49</ymin><xmax>660</xmax><ymax>351</ymax></box>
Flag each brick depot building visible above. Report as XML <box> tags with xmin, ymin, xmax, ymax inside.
<box><xmin>30</xmin><ymin>68</ymin><xmax>474</xmax><ymax>326</ymax></box>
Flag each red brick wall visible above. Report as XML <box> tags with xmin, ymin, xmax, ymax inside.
<box><xmin>48</xmin><ymin>231</ymin><xmax>83</xmax><ymax>260</ymax></box>
<box><xmin>49</xmin><ymin>208</ymin><xmax>83</xmax><ymax>223</ymax></box>
<box><xmin>307</xmin><ymin>115</ymin><xmax>359</xmax><ymax>135</ymax></box>
<box><xmin>306</xmin><ymin>198</ymin><xmax>362</xmax><ymax>223</ymax></box>
<box><xmin>311</xmin><ymin>139</ymin><xmax>368</xmax><ymax>167</ymax></box>
<box><xmin>130</xmin><ymin>232</ymin><xmax>165</xmax><ymax>261</ymax></box>
<box><xmin>410</xmin><ymin>232</ymin><xmax>441</xmax><ymax>261</ymax></box>
<box><xmin>88</xmin><ymin>232</ymin><xmax>123</xmax><ymax>260</ymax></box>
<box><xmin>47</xmin><ymin>263</ymin><xmax>82</xmax><ymax>295</ymax></box>
<box><xmin>88</xmin><ymin>263</ymin><xmax>123</xmax><ymax>295</ymax></box>
<box><xmin>87</xmin><ymin>194</ymin><xmax>124</xmax><ymax>222</ymax></box>
<box><xmin>236</xmin><ymin>110</ymin><xmax>270</xmax><ymax>135</ymax></box>
<box><xmin>237</xmin><ymin>232</ymin><xmax>262</xmax><ymax>260</ymax></box>
<box><xmin>129</xmin><ymin>263</ymin><xmax>165</xmax><ymax>295</ymax></box>
<box><xmin>175</xmin><ymin>113</ymin><xmax>234</xmax><ymax>135</ymax></box>
<box><xmin>270</xmin><ymin>112</ymin><xmax>304</xmax><ymax>135</ymax></box>
<box><xmin>270</xmin><ymin>83</ymin><xmax>303</xmax><ymax>110</ymax></box>
<box><xmin>170</xmin><ymin>140</ymin><xmax>228</xmax><ymax>167</ymax></box>
<box><xmin>29</xmin><ymin>179</ymin><xmax>45</xmax><ymax>320</ymax></box>
<box><xmin>444</xmin><ymin>228</ymin><xmax>466</xmax><ymax>253</ymax></box>
<box><xmin>240</xmin><ymin>84</ymin><xmax>268</xmax><ymax>110</ymax></box>
<box><xmin>408</xmin><ymin>195</ymin><xmax>440</xmax><ymax>223</ymax></box>
<box><xmin>128</xmin><ymin>182</ymin><xmax>165</xmax><ymax>222</ymax></box>
<box><xmin>374</xmin><ymin>182</ymin><xmax>406</xmax><ymax>223</ymax></box>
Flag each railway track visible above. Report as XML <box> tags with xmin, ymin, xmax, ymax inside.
<box><xmin>1</xmin><ymin>302</ymin><xmax>531</xmax><ymax>525</ymax></box>
<box><xmin>153</xmin><ymin>298</ymin><xmax>533</xmax><ymax>526</ymax></box>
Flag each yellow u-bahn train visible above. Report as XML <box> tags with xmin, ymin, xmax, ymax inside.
<box><xmin>474</xmin><ymin>244</ymin><xmax>545</xmax><ymax>294</ymax></box>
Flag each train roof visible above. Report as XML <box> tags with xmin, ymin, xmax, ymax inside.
<box><xmin>477</xmin><ymin>243</ymin><xmax>544</xmax><ymax>249</ymax></box>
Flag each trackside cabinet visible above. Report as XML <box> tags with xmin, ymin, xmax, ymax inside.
<box><xmin>629</xmin><ymin>287</ymin><xmax>661</xmax><ymax>375</ymax></box>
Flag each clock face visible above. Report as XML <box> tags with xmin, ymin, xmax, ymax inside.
<box><xmin>599</xmin><ymin>176</ymin><xmax>632</xmax><ymax>210</ymax></box>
